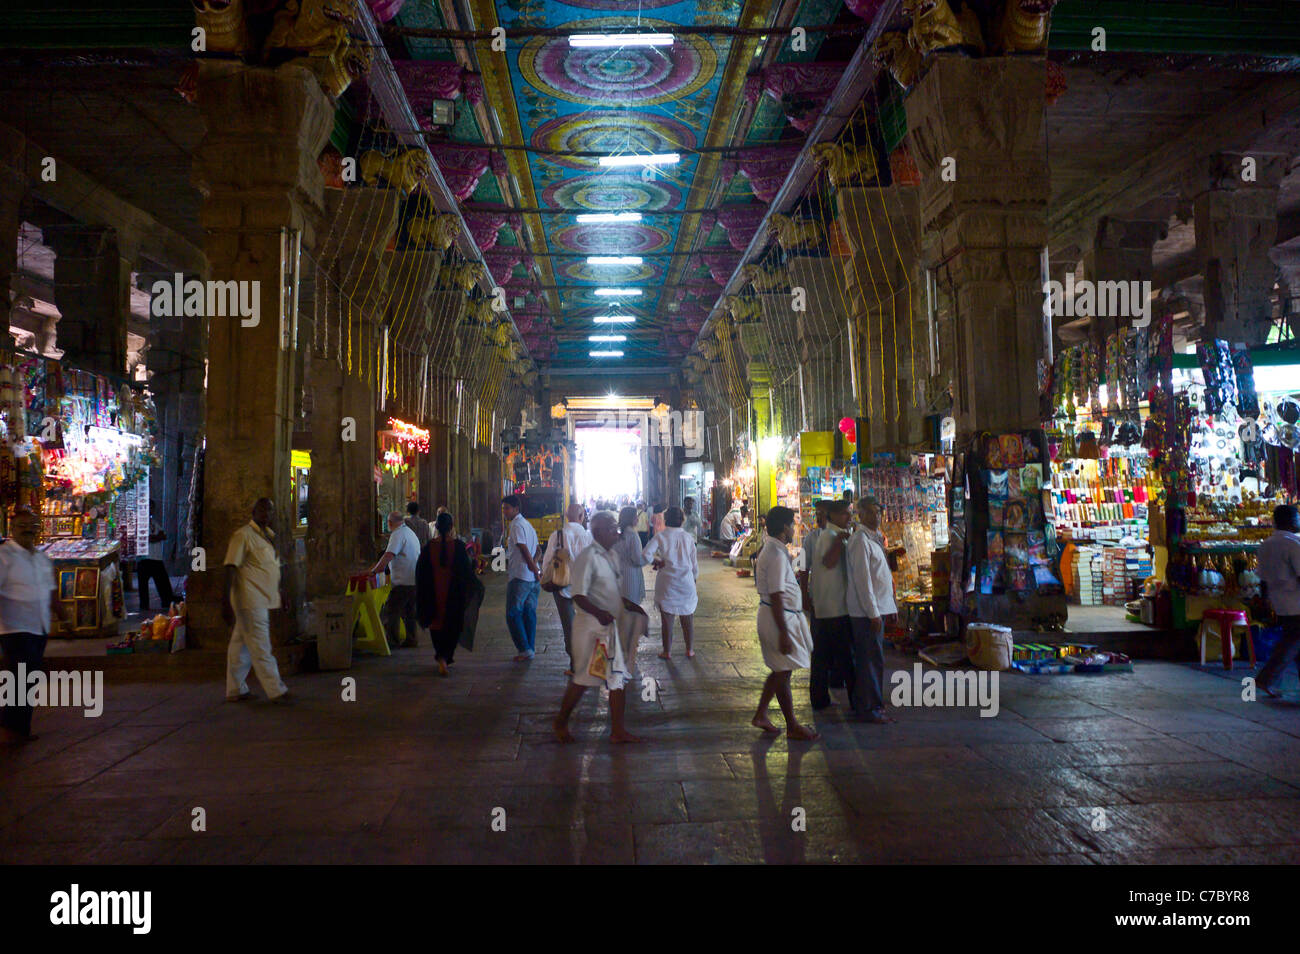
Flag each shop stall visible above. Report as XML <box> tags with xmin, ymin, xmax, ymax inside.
<box><xmin>0</xmin><ymin>351</ymin><xmax>157</xmax><ymax>637</ymax></box>
<box><xmin>1157</xmin><ymin>346</ymin><xmax>1299</xmax><ymax>631</ymax></box>
<box><xmin>860</xmin><ymin>452</ymin><xmax>950</xmax><ymax>604</ymax></box>
<box><xmin>948</xmin><ymin>429</ymin><xmax>1067</xmax><ymax>631</ymax></box>
<box><xmin>377</xmin><ymin>416</ymin><xmax>429</xmax><ymax>518</ymax></box>
<box><xmin>1047</xmin><ymin>334</ymin><xmax>1160</xmax><ymax>620</ymax></box>
<box><xmin>1049</xmin><ymin>315</ymin><xmax>1299</xmax><ymax>642</ymax></box>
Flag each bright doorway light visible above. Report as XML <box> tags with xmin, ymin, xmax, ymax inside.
<box><xmin>569</xmin><ymin>33</ymin><xmax>674</xmax><ymax>48</ymax></box>
<box><xmin>574</xmin><ymin>424</ymin><xmax>643</xmax><ymax>504</ymax></box>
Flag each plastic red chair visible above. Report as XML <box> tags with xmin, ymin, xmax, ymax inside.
<box><xmin>1198</xmin><ymin>608</ymin><xmax>1255</xmax><ymax>670</ymax></box>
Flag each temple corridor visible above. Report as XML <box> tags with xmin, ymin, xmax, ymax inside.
<box><xmin>3</xmin><ymin>554</ymin><xmax>1298</xmax><ymax>865</ymax></box>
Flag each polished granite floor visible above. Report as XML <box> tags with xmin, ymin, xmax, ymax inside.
<box><xmin>2</xmin><ymin>552</ymin><xmax>1299</xmax><ymax>865</ymax></box>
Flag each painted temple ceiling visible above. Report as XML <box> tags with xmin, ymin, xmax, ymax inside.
<box><xmin>389</xmin><ymin>0</ymin><xmax>854</xmax><ymax>372</ymax></box>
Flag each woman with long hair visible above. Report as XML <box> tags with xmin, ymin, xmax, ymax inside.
<box><xmin>416</xmin><ymin>512</ymin><xmax>475</xmax><ymax>677</ymax></box>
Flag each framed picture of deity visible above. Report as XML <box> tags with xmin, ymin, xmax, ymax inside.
<box><xmin>74</xmin><ymin>567</ymin><xmax>99</xmax><ymax>599</ymax></box>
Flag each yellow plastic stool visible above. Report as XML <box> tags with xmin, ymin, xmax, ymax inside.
<box><xmin>347</xmin><ymin>576</ymin><xmax>391</xmax><ymax>657</ymax></box>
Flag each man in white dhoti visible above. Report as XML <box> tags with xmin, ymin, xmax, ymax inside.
<box><xmin>553</xmin><ymin>511</ymin><xmax>646</xmax><ymax>744</ymax></box>
<box><xmin>752</xmin><ymin>506</ymin><xmax>819</xmax><ymax>741</ymax></box>
<box><xmin>642</xmin><ymin>506</ymin><xmax>700</xmax><ymax>659</ymax></box>
<box><xmin>540</xmin><ymin>503</ymin><xmax>593</xmax><ymax>675</ymax></box>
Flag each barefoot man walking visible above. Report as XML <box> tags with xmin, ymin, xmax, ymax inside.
<box><xmin>554</xmin><ymin>511</ymin><xmax>644</xmax><ymax>744</ymax></box>
<box><xmin>752</xmin><ymin>506</ymin><xmax>819</xmax><ymax>741</ymax></box>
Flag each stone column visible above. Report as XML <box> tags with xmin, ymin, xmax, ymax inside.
<box><xmin>1188</xmin><ymin>152</ymin><xmax>1288</xmax><ymax>346</ymax></box>
<box><xmin>45</xmin><ymin>223</ymin><xmax>133</xmax><ymax>379</ymax></box>
<box><xmin>187</xmin><ymin>61</ymin><xmax>334</xmax><ymax>644</ymax></box>
<box><xmin>0</xmin><ymin>126</ymin><xmax>28</xmax><ymax>325</ymax></box>
<box><xmin>455</xmin><ymin>431</ymin><xmax>472</xmax><ymax>532</ymax></box>
<box><xmin>305</xmin><ymin>187</ymin><xmax>398</xmax><ymax>596</ymax></box>
<box><xmin>905</xmin><ymin>55</ymin><xmax>1050</xmax><ymax>437</ymax></box>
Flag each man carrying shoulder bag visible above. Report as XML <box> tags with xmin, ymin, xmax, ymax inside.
<box><xmin>541</xmin><ymin>504</ymin><xmax>593</xmax><ymax>675</ymax></box>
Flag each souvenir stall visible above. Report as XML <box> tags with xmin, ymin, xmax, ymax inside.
<box><xmin>1047</xmin><ymin>335</ymin><xmax>1160</xmax><ymax>616</ymax></box>
<box><xmin>772</xmin><ymin>440</ymin><xmax>802</xmax><ymax>514</ymax></box>
<box><xmin>755</xmin><ymin>433</ymin><xmax>803</xmax><ymax>558</ymax></box>
<box><xmin>860</xmin><ymin>452</ymin><xmax>950</xmax><ymax>608</ymax></box>
<box><xmin>376</xmin><ymin>417</ymin><xmax>429</xmax><ymax>518</ymax></box>
<box><xmin>948</xmin><ymin>429</ymin><xmax>1067</xmax><ymax>631</ymax></box>
<box><xmin>722</xmin><ymin>437</ymin><xmax>760</xmax><ymax>566</ymax></box>
<box><xmin>798</xmin><ymin>426</ymin><xmax>853</xmax><ymax>529</ymax></box>
<box><xmin>0</xmin><ymin>353</ymin><xmax>157</xmax><ymax>637</ymax></box>
<box><xmin>1157</xmin><ymin>345</ymin><xmax>1299</xmax><ymax>633</ymax></box>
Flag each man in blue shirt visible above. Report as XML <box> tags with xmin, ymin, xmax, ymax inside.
<box><xmin>502</xmin><ymin>495</ymin><xmax>541</xmax><ymax>661</ymax></box>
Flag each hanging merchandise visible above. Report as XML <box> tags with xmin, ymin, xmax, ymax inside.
<box><xmin>859</xmin><ymin>453</ymin><xmax>950</xmax><ymax>601</ymax></box>
<box><xmin>1195</xmin><ymin>339</ymin><xmax>1237</xmax><ymax>416</ymax></box>
<box><xmin>951</xmin><ymin>430</ymin><xmax>1065</xmax><ymax>632</ymax></box>
<box><xmin>0</xmin><ymin>352</ymin><xmax>155</xmax><ymax>638</ymax></box>
<box><xmin>1157</xmin><ymin>347</ymin><xmax>1299</xmax><ymax>631</ymax></box>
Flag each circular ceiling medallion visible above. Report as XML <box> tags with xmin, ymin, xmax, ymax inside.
<box><xmin>531</xmin><ymin>112</ymin><xmax>696</xmax><ymax>170</ymax></box>
<box><xmin>520</xmin><ymin>18</ymin><xmax>716</xmax><ymax>107</ymax></box>
<box><xmin>561</xmin><ymin>260</ymin><xmax>661</xmax><ymax>283</ymax></box>
<box><xmin>543</xmin><ymin>174</ymin><xmax>682</xmax><ymax>211</ymax></box>
<box><xmin>552</xmin><ymin>223</ymin><xmax>671</xmax><ymax>255</ymax></box>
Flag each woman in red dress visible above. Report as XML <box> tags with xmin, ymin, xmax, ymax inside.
<box><xmin>416</xmin><ymin>512</ymin><xmax>475</xmax><ymax>676</ymax></box>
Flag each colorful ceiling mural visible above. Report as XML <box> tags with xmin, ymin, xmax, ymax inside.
<box><xmin>388</xmin><ymin>0</ymin><xmax>857</xmax><ymax>373</ymax></box>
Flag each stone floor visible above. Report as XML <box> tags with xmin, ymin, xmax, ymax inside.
<box><xmin>2</xmin><ymin>553</ymin><xmax>1299</xmax><ymax>864</ymax></box>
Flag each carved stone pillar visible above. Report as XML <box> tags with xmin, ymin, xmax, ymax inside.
<box><xmin>905</xmin><ymin>55</ymin><xmax>1049</xmax><ymax>436</ymax></box>
<box><xmin>187</xmin><ymin>61</ymin><xmax>334</xmax><ymax>644</ymax></box>
<box><xmin>1189</xmin><ymin>152</ymin><xmax>1287</xmax><ymax>346</ymax></box>
<box><xmin>304</xmin><ymin>188</ymin><xmax>400</xmax><ymax>595</ymax></box>
<box><xmin>0</xmin><ymin>126</ymin><xmax>27</xmax><ymax>325</ymax></box>
<box><xmin>45</xmin><ymin>224</ymin><xmax>132</xmax><ymax>379</ymax></box>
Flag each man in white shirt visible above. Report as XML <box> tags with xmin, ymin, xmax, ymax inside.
<box><xmin>554</xmin><ymin>511</ymin><xmax>643</xmax><ymax>744</ymax></box>
<box><xmin>719</xmin><ymin>505</ymin><xmax>744</xmax><ymax>541</ymax></box>
<box><xmin>0</xmin><ymin>506</ymin><xmax>67</xmax><ymax>741</ymax></box>
<box><xmin>799</xmin><ymin>500</ymin><xmax>829</xmax><ymax>588</ymax></box>
<box><xmin>1257</xmin><ymin>505</ymin><xmax>1300</xmax><ymax>698</ymax></box>
<box><xmin>502</xmin><ymin>494</ymin><xmax>541</xmax><ymax>661</ymax></box>
<box><xmin>845</xmin><ymin>497</ymin><xmax>897</xmax><ymax>723</ymax></box>
<box><xmin>430</xmin><ymin>506</ymin><xmax>449</xmax><ymax>540</ymax></box>
<box><xmin>369</xmin><ymin>511</ymin><xmax>422</xmax><ymax>649</ymax></box>
<box><xmin>541</xmin><ymin>503</ymin><xmax>593</xmax><ymax>674</ymax></box>
<box><xmin>222</xmin><ymin>497</ymin><xmax>290</xmax><ymax>703</ymax></box>
<box><xmin>643</xmin><ymin>506</ymin><xmax>700</xmax><ymax>658</ymax></box>
<box><xmin>809</xmin><ymin>500</ymin><xmax>856</xmax><ymax>710</ymax></box>
<box><xmin>682</xmin><ymin>496</ymin><xmax>703</xmax><ymax>540</ymax></box>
